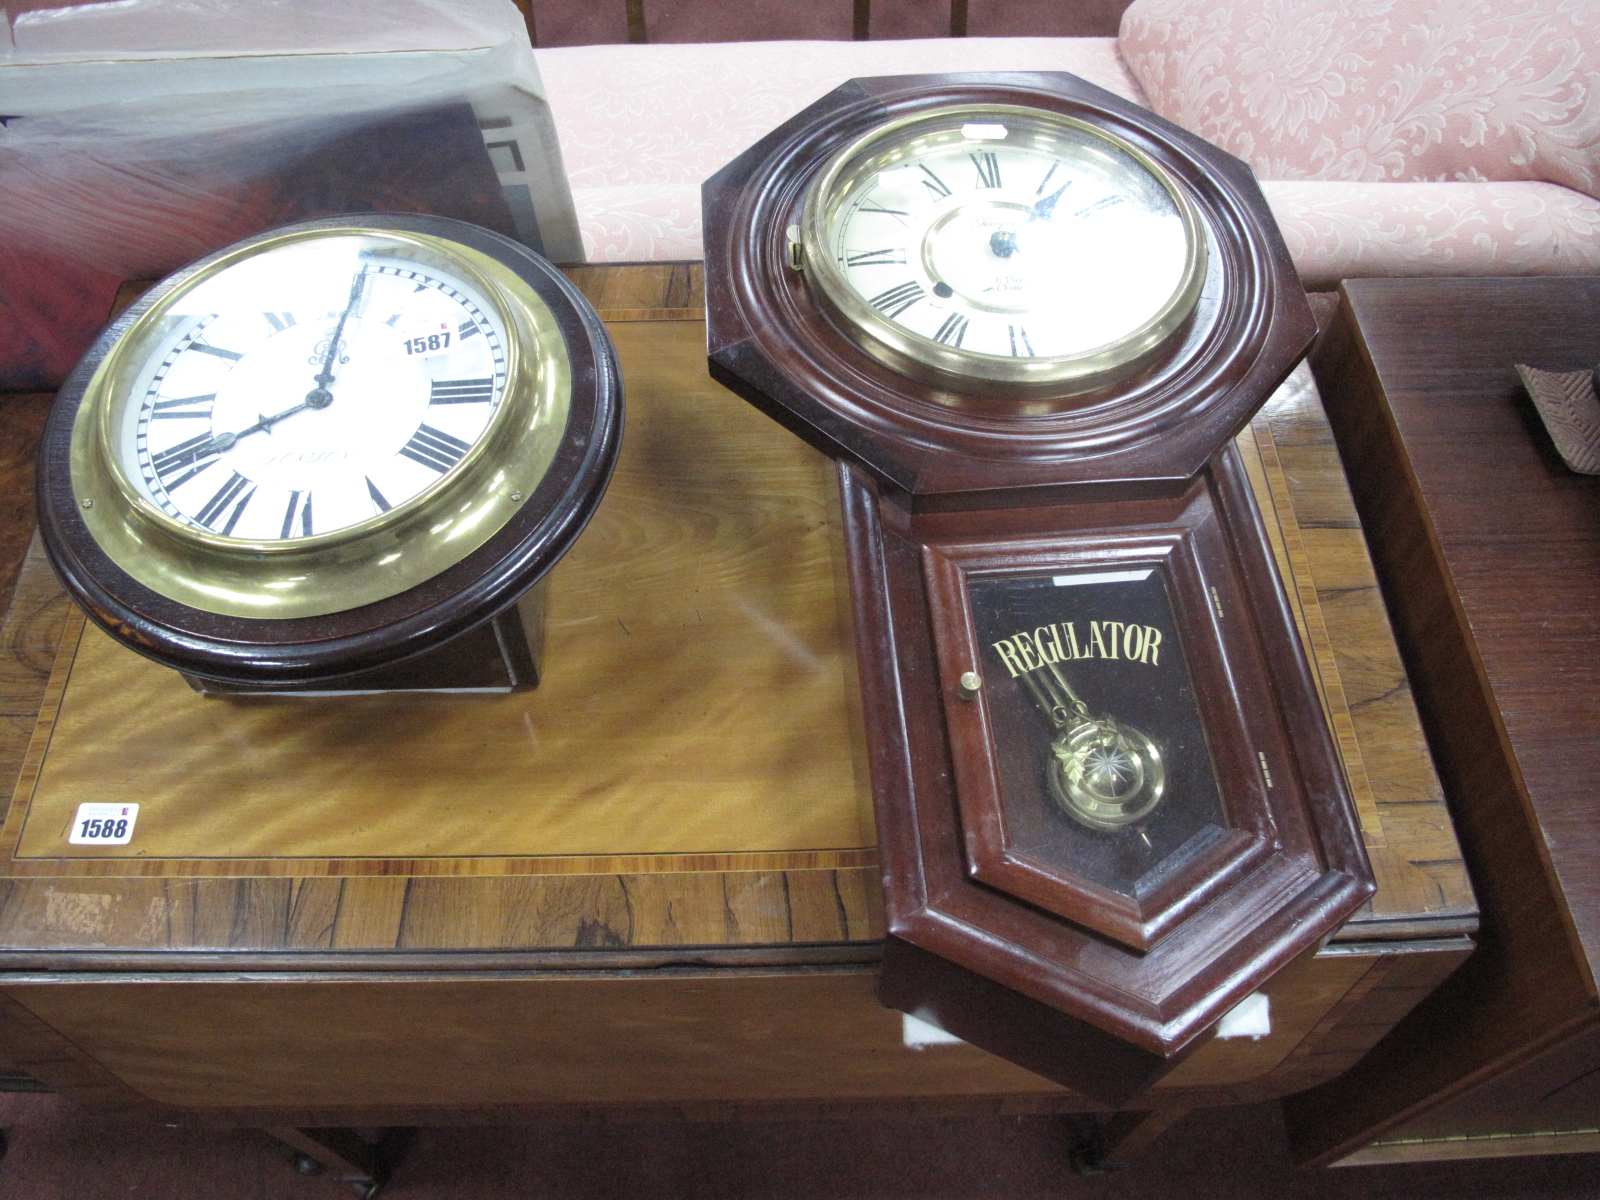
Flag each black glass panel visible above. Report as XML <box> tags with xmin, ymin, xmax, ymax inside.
<box><xmin>968</xmin><ymin>567</ymin><xmax>1225</xmax><ymax>899</ymax></box>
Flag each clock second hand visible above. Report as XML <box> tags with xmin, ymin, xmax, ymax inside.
<box><xmin>198</xmin><ymin>267</ymin><xmax>371</xmax><ymax>458</ymax></box>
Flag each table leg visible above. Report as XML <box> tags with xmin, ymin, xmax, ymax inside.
<box><xmin>263</xmin><ymin>1126</ymin><xmax>412</xmax><ymax>1198</ymax></box>
<box><xmin>1070</xmin><ymin>1106</ymin><xmax>1195</xmax><ymax>1174</ymax></box>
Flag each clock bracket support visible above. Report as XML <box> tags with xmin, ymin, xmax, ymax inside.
<box><xmin>184</xmin><ymin>583</ymin><xmax>547</xmax><ymax>696</ymax></box>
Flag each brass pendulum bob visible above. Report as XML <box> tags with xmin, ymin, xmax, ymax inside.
<box><xmin>1018</xmin><ymin>659</ymin><xmax>1166</xmax><ymax>832</ymax></box>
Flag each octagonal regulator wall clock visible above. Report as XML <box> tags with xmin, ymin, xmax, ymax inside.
<box><xmin>38</xmin><ymin>214</ymin><xmax>622</xmax><ymax>693</ymax></box>
<box><xmin>704</xmin><ymin>73</ymin><xmax>1374</xmax><ymax>1102</ymax></box>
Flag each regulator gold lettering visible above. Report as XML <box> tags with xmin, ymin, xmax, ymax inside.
<box><xmin>990</xmin><ymin>619</ymin><xmax>1164</xmax><ymax>677</ymax></box>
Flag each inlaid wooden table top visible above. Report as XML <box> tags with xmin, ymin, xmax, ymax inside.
<box><xmin>0</xmin><ymin>264</ymin><xmax>1473</xmax><ymax>968</ymax></box>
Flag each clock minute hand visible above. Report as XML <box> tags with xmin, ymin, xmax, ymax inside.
<box><xmin>307</xmin><ymin>266</ymin><xmax>369</xmax><ymax>405</ymax></box>
<box><xmin>189</xmin><ymin>269</ymin><xmax>370</xmax><ymax>463</ymax></box>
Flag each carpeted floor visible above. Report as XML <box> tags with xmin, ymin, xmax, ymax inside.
<box><xmin>2</xmin><ymin>1091</ymin><xmax>1597</xmax><ymax>1199</ymax></box>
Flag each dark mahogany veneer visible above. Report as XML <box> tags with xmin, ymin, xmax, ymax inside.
<box><xmin>704</xmin><ymin>72</ymin><xmax>1373</xmax><ymax>1100</ymax></box>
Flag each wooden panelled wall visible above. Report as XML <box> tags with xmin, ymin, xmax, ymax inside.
<box><xmin>511</xmin><ymin>0</ymin><xmax>1135</xmax><ymax>47</ymax></box>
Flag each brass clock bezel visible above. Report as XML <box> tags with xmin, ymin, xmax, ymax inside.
<box><xmin>798</xmin><ymin>103</ymin><xmax>1208</xmax><ymax>394</ymax></box>
<box><xmin>67</xmin><ymin>225</ymin><xmax>573</xmax><ymax>621</ymax></box>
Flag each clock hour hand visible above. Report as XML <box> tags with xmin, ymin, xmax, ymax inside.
<box><xmin>1030</xmin><ymin>180</ymin><xmax>1071</xmax><ymax>222</ymax></box>
<box><xmin>989</xmin><ymin>180</ymin><xmax>1073</xmax><ymax>258</ymax></box>
<box><xmin>206</xmin><ymin>399</ymin><xmax>317</xmax><ymax>454</ymax></box>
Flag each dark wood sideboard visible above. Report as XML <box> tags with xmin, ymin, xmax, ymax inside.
<box><xmin>1284</xmin><ymin>276</ymin><xmax>1600</xmax><ymax>1166</ymax></box>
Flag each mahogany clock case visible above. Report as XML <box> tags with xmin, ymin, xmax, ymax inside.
<box><xmin>704</xmin><ymin>71</ymin><xmax>1317</xmax><ymax>504</ymax></box>
<box><xmin>37</xmin><ymin>214</ymin><xmax>623</xmax><ymax>688</ymax></box>
<box><xmin>846</xmin><ymin>454</ymin><xmax>1373</xmax><ymax>1069</ymax></box>
<box><xmin>702</xmin><ymin>72</ymin><xmax>1371</xmax><ymax>1081</ymax></box>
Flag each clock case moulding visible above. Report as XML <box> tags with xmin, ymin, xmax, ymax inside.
<box><xmin>37</xmin><ymin>214</ymin><xmax>623</xmax><ymax>693</ymax></box>
<box><xmin>704</xmin><ymin>72</ymin><xmax>1374</xmax><ymax>1103</ymax></box>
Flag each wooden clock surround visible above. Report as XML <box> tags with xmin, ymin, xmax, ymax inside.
<box><xmin>705</xmin><ymin>73</ymin><xmax>1318</xmax><ymax>502</ymax></box>
<box><xmin>704</xmin><ymin>73</ymin><xmax>1374</xmax><ymax>1098</ymax></box>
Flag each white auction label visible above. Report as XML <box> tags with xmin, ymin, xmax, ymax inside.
<box><xmin>68</xmin><ymin>803</ymin><xmax>139</xmax><ymax>846</ymax></box>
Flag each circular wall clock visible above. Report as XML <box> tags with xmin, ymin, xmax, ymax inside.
<box><xmin>38</xmin><ymin>214</ymin><xmax>622</xmax><ymax>687</ymax></box>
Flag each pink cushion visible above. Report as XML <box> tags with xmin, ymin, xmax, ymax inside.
<box><xmin>538</xmin><ymin>37</ymin><xmax>1145</xmax><ymax>260</ymax></box>
<box><xmin>1120</xmin><ymin>0</ymin><xmax>1600</xmax><ymax>197</ymax></box>
<box><xmin>572</xmin><ymin>183</ymin><xmax>703</xmax><ymax>261</ymax></box>
<box><xmin>1262</xmin><ymin>180</ymin><xmax>1600</xmax><ymax>289</ymax></box>
<box><xmin>569</xmin><ymin>176</ymin><xmax>1600</xmax><ymax>290</ymax></box>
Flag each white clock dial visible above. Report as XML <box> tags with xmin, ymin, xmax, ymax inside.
<box><xmin>117</xmin><ymin>236</ymin><xmax>510</xmax><ymax>543</ymax></box>
<box><xmin>801</xmin><ymin>107</ymin><xmax>1206</xmax><ymax>390</ymax></box>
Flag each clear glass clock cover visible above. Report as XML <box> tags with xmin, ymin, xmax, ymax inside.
<box><xmin>68</xmin><ymin>224</ymin><xmax>572</xmax><ymax>620</ymax></box>
<box><xmin>800</xmin><ymin>105</ymin><xmax>1207</xmax><ymax>390</ymax></box>
<box><xmin>103</xmin><ymin>233</ymin><xmax>514</xmax><ymax>544</ymax></box>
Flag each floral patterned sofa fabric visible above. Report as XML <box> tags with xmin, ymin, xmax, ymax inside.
<box><xmin>1262</xmin><ymin>179</ymin><xmax>1600</xmax><ymax>288</ymax></box>
<box><xmin>537</xmin><ymin>37</ymin><xmax>1146</xmax><ymax>261</ymax></box>
<box><xmin>1118</xmin><ymin>0</ymin><xmax>1600</xmax><ymax>286</ymax></box>
<box><xmin>537</xmin><ymin>8</ymin><xmax>1600</xmax><ymax>283</ymax></box>
<box><xmin>1118</xmin><ymin>0</ymin><xmax>1600</xmax><ymax>196</ymax></box>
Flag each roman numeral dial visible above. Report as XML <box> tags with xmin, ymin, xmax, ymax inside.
<box><xmin>400</xmin><ymin>424</ymin><xmax>472</xmax><ymax>473</ymax></box>
<box><xmin>934</xmin><ymin>314</ymin><xmax>969</xmax><ymax>347</ymax></box>
<box><xmin>970</xmin><ymin>151</ymin><xmax>1001</xmax><ymax>189</ymax></box>
<box><xmin>128</xmin><ymin>249</ymin><xmax>511</xmax><ymax>543</ymax></box>
<box><xmin>819</xmin><ymin>116</ymin><xmax>1199</xmax><ymax>375</ymax></box>
<box><xmin>195</xmin><ymin>472</ymin><xmax>255</xmax><ymax>533</ymax></box>
<box><xmin>869</xmin><ymin>281</ymin><xmax>925</xmax><ymax>319</ymax></box>
<box><xmin>845</xmin><ymin>248</ymin><xmax>907</xmax><ymax>267</ymax></box>
<box><xmin>149</xmin><ymin>394</ymin><xmax>216</xmax><ymax>421</ymax></box>
<box><xmin>430</xmin><ymin>378</ymin><xmax>495</xmax><ymax>405</ymax></box>
<box><xmin>151</xmin><ymin>431</ymin><xmax>224</xmax><ymax>490</ymax></box>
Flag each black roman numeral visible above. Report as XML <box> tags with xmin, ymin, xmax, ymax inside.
<box><xmin>845</xmin><ymin>248</ymin><xmax>908</xmax><ymax>267</ymax></box>
<box><xmin>1075</xmin><ymin>196</ymin><xmax>1126</xmax><ymax>218</ymax></box>
<box><xmin>150</xmin><ymin>393</ymin><xmax>215</xmax><ymax>420</ymax></box>
<box><xmin>458</xmin><ymin>320</ymin><xmax>481</xmax><ymax>339</ymax></box>
<box><xmin>919</xmin><ymin>166</ymin><xmax>952</xmax><ymax>200</ymax></box>
<box><xmin>367</xmin><ymin>477</ymin><xmax>392</xmax><ymax>514</ymax></box>
<box><xmin>188</xmin><ymin>341</ymin><xmax>243</xmax><ymax>362</ymax></box>
<box><xmin>868</xmin><ymin>281</ymin><xmax>925</xmax><ymax>320</ymax></box>
<box><xmin>1036</xmin><ymin>162</ymin><xmax>1060</xmax><ymax>195</ymax></box>
<box><xmin>1008</xmin><ymin>325</ymin><xmax>1035</xmax><ymax>357</ymax></box>
<box><xmin>280</xmin><ymin>491</ymin><xmax>313</xmax><ymax>538</ymax></box>
<box><xmin>971</xmin><ymin>152</ymin><xmax>1001</xmax><ymax>189</ymax></box>
<box><xmin>430</xmin><ymin>378</ymin><xmax>495</xmax><ymax>405</ymax></box>
<box><xmin>933</xmin><ymin>314</ymin><xmax>969</xmax><ymax>347</ymax></box>
<box><xmin>399</xmin><ymin>424</ymin><xmax>472</xmax><ymax>473</ymax></box>
<box><xmin>195</xmin><ymin>472</ymin><xmax>254</xmax><ymax>533</ymax></box>
<box><xmin>151</xmin><ymin>431</ymin><xmax>222</xmax><ymax>487</ymax></box>
<box><xmin>263</xmin><ymin>312</ymin><xmax>296</xmax><ymax>332</ymax></box>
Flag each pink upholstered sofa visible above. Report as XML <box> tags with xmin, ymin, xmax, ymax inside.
<box><xmin>534</xmin><ymin>0</ymin><xmax>1600</xmax><ymax>287</ymax></box>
